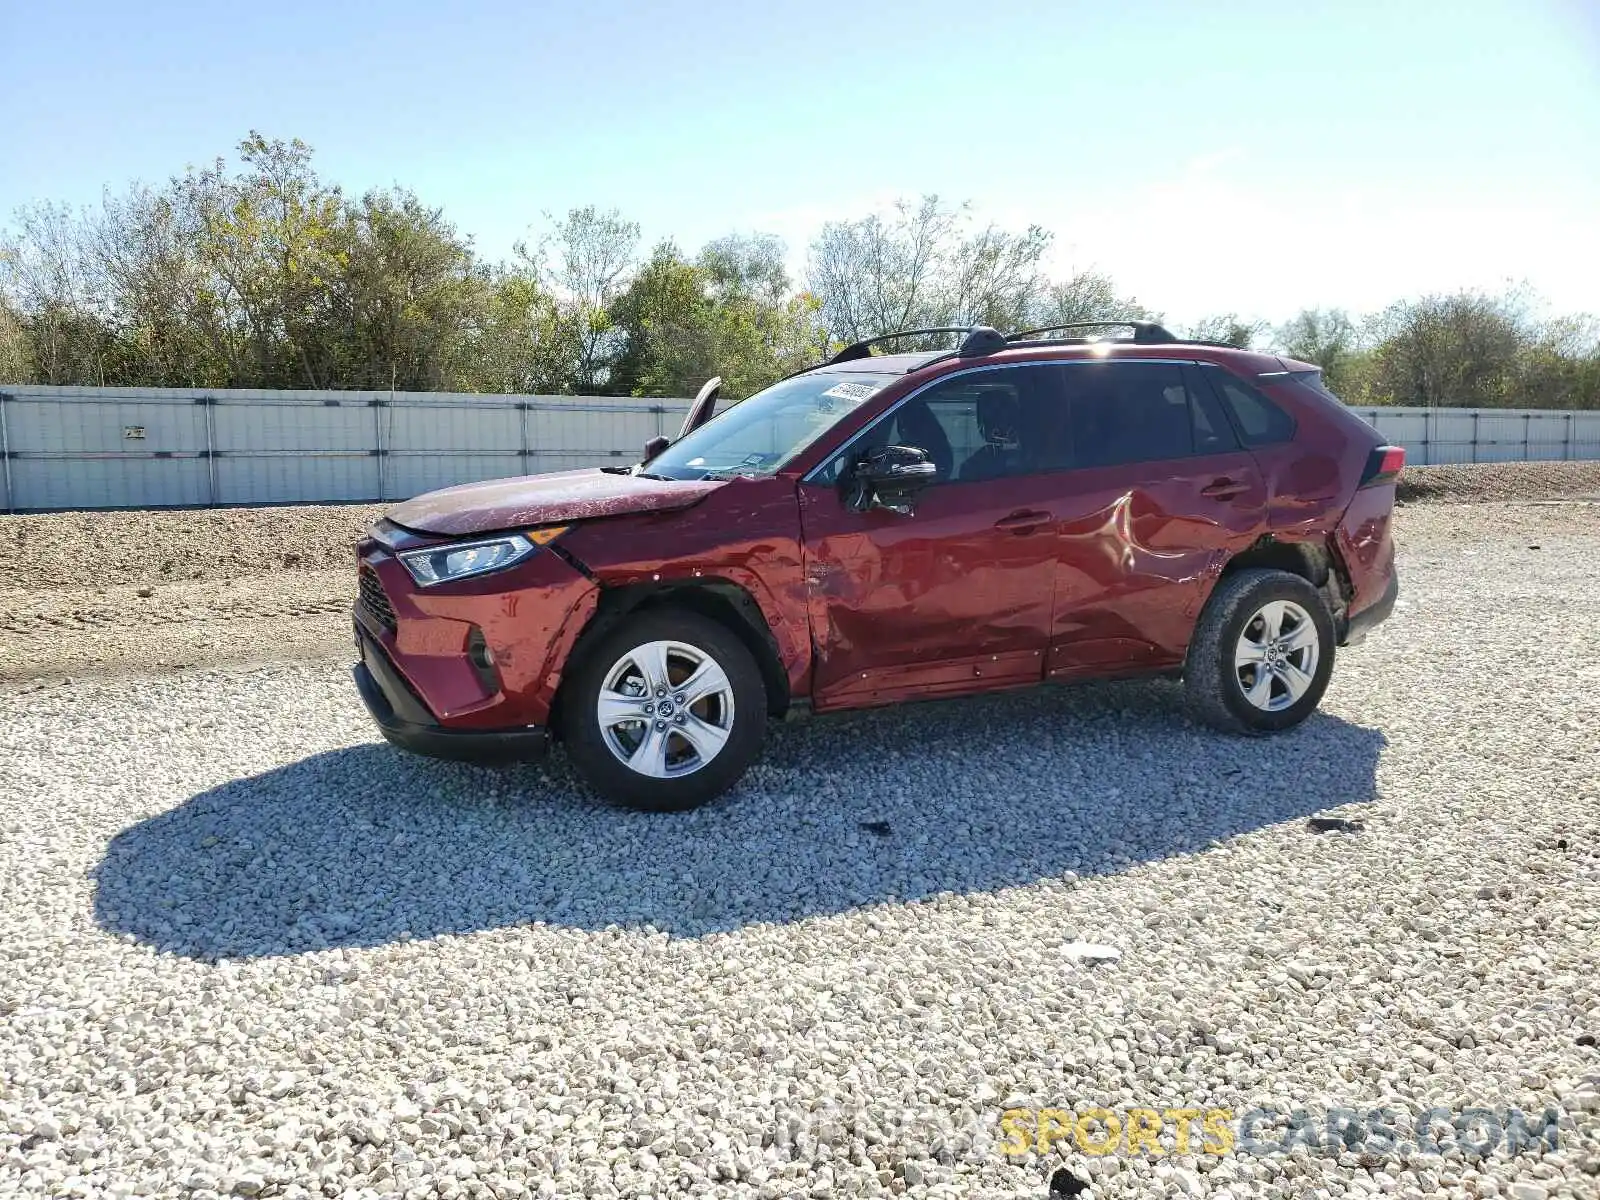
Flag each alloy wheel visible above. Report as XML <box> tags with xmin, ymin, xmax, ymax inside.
<box><xmin>596</xmin><ymin>640</ymin><xmax>736</xmax><ymax>778</ymax></box>
<box><xmin>1234</xmin><ymin>599</ymin><xmax>1321</xmax><ymax>712</ymax></box>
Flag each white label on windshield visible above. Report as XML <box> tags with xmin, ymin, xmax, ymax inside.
<box><xmin>820</xmin><ymin>380</ymin><xmax>884</xmax><ymax>403</ymax></box>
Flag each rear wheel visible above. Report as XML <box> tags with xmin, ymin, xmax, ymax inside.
<box><xmin>1184</xmin><ymin>568</ymin><xmax>1335</xmax><ymax>733</ymax></box>
<box><xmin>561</xmin><ymin>609</ymin><xmax>767</xmax><ymax>811</ymax></box>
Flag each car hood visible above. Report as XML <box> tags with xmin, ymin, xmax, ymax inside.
<box><xmin>384</xmin><ymin>468</ymin><xmax>724</xmax><ymax>537</ymax></box>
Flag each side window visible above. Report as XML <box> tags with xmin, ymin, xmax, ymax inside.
<box><xmin>1184</xmin><ymin>365</ymin><xmax>1242</xmax><ymax>456</ymax></box>
<box><xmin>1207</xmin><ymin>369</ymin><xmax>1296</xmax><ymax>446</ymax></box>
<box><xmin>824</xmin><ymin>366</ymin><xmax>1058</xmax><ymax>484</ymax></box>
<box><xmin>1057</xmin><ymin>362</ymin><xmax>1230</xmax><ymax>468</ymax></box>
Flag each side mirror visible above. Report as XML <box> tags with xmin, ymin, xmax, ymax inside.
<box><xmin>844</xmin><ymin>444</ymin><xmax>938</xmax><ymax>515</ymax></box>
<box><xmin>642</xmin><ymin>435</ymin><xmax>670</xmax><ymax>463</ymax></box>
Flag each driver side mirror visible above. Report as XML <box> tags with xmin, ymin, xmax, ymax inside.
<box><xmin>844</xmin><ymin>444</ymin><xmax>938</xmax><ymax>515</ymax></box>
<box><xmin>642</xmin><ymin>434</ymin><xmax>670</xmax><ymax>463</ymax></box>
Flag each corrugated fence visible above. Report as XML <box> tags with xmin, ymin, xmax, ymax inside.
<box><xmin>1</xmin><ymin>385</ymin><xmax>1597</xmax><ymax>512</ymax></box>
<box><xmin>0</xmin><ymin>386</ymin><xmax>694</xmax><ymax>511</ymax></box>
<box><xmin>1347</xmin><ymin>406</ymin><xmax>1600</xmax><ymax>468</ymax></box>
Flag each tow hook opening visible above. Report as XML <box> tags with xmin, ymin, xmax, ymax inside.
<box><xmin>467</xmin><ymin>626</ymin><xmax>501</xmax><ymax>692</ymax></box>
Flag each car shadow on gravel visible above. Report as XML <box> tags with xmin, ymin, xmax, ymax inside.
<box><xmin>92</xmin><ymin>678</ymin><xmax>1386</xmax><ymax>960</ymax></box>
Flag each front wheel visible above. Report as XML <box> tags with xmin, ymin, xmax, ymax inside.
<box><xmin>561</xmin><ymin>609</ymin><xmax>768</xmax><ymax>811</ymax></box>
<box><xmin>1184</xmin><ymin>568</ymin><xmax>1336</xmax><ymax>734</ymax></box>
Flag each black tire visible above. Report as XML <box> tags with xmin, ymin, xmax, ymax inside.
<box><xmin>1183</xmin><ymin>568</ymin><xmax>1336</xmax><ymax>734</ymax></box>
<box><xmin>560</xmin><ymin>609</ymin><xmax>767</xmax><ymax>812</ymax></box>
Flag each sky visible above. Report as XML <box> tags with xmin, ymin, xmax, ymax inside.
<box><xmin>2</xmin><ymin>0</ymin><xmax>1597</xmax><ymax>329</ymax></box>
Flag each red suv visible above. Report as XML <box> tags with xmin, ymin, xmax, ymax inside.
<box><xmin>353</xmin><ymin>322</ymin><xmax>1401</xmax><ymax>811</ymax></box>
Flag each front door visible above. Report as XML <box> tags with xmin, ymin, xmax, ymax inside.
<box><xmin>797</xmin><ymin>365</ymin><xmax>1062</xmax><ymax>711</ymax></box>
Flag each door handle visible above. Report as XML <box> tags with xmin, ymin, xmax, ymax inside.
<box><xmin>994</xmin><ymin>509</ymin><xmax>1051</xmax><ymax>532</ymax></box>
<box><xmin>1200</xmin><ymin>477</ymin><xmax>1249</xmax><ymax>499</ymax></box>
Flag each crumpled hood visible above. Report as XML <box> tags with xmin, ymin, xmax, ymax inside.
<box><xmin>385</xmin><ymin>468</ymin><xmax>724</xmax><ymax>537</ymax></box>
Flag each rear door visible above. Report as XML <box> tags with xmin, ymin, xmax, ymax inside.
<box><xmin>1042</xmin><ymin>359</ymin><xmax>1270</xmax><ymax>676</ymax></box>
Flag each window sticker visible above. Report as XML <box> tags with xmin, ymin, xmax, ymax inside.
<box><xmin>819</xmin><ymin>379</ymin><xmax>885</xmax><ymax>404</ymax></box>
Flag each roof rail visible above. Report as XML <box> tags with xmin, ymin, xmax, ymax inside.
<box><xmin>827</xmin><ymin>325</ymin><xmax>1007</xmax><ymax>364</ymax></box>
<box><xmin>1006</xmin><ymin>320</ymin><xmax>1178</xmax><ymax>345</ymax></box>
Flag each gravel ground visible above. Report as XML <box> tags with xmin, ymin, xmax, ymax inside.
<box><xmin>1</xmin><ymin>504</ymin><xmax>1597</xmax><ymax>1199</ymax></box>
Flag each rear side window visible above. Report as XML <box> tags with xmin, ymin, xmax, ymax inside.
<box><xmin>1289</xmin><ymin>369</ymin><xmax>1343</xmax><ymax>405</ymax></box>
<box><xmin>1049</xmin><ymin>362</ymin><xmax>1239</xmax><ymax>469</ymax></box>
<box><xmin>1206</xmin><ymin>369</ymin><xmax>1296</xmax><ymax>446</ymax></box>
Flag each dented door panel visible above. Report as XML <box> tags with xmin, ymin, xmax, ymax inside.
<box><xmin>798</xmin><ymin>478</ymin><xmax>1057</xmax><ymax>710</ymax></box>
<box><xmin>1046</xmin><ymin>454</ymin><xmax>1270</xmax><ymax>676</ymax></box>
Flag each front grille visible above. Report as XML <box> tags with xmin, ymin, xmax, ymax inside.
<box><xmin>358</xmin><ymin>567</ymin><xmax>397</xmax><ymax>632</ymax></box>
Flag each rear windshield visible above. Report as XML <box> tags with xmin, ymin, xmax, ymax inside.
<box><xmin>642</xmin><ymin>372</ymin><xmax>895</xmax><ymax>481</ymax></box>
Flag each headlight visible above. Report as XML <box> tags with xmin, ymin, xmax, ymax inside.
<box><xmin>397</xmin><ymin>528</ymin><xmax>566</xmax><ymax>586</ymax></box>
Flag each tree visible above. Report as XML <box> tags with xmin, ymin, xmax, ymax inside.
<box><xmin>1027</xmin><ymin>269</ymin><xmax>1156</xmax><ymax>332</ymax></box>
<box><xmin>1187</xmin><ymin>313</ymin><xmax>1267</xmax><ymax>349</ymax></box>
<box><xmin>1514</xmin><ymin>315</ymin><xmax>1600</xmax><ymax>411</ymax></box>
<box><xmin>172</xmin><ymin>132</ymin><xmax>346</xmax><ymax>387</ymax></box>
<box><xmin>806</xmin><ymin>196</ymin><xmax>1059</xmax><ymax>348</ymax></box>
<box><xmin>0</xmin><ymin>202</ymin><xmax>112</xmax><ymax>384</ymax></box>
<box><xmin>327</xmin><ymin>189</ymin><xmax>482</xmax><ymax>391</ymax></box>
<box><xmin>807</xmin><ymin>196</ymin><xmax>956</xmax><ymax>344</ymax></box>
<box><xmin>5</xmin><ymin>137</ymin><xmax>1599</xmax><ymax>409</ymax></box>
<box><xmin>1366</xmin><ymin>291</ymin><xmax>1528</xmax><ymax>408</ymax></box>
<box><xmin>455</xmin><ymin>269</ymin><xmax>571</xmax><ymax>395</ymax></box>
<box><xmin>608</xmin><ymin>238</ymin><xmax>819</xmax><ymax>400</ymax></box>
<box><xmin>693</xmin><ymin>234</ymin><xmax>820</xmax><ymax>393</ymax></box>
<box><xmin>87</xmin><ymin>184</ymin><xmax>228</xmax><ymax>386</ymax></box>
<box><xmin>947</xmin><ymin>221</ymin><xmax>1054</xmax><ymax>333</ymax></box>
<box><xmin>0</xmin><ymin>298</ymin><xmax>30</xmax><ymax>383</ymax></box>
<box><xmin>603</xmin><ymin>243</ymin><xmax>705</xmax><ymax>397</ymax></box>
<box><xmin>1275</xmin><ymin>308</ymin><xmax>1361</xmax><ymax>395</ymax></box>
<box><xmin>698</xmin><ymin>233</ymin><xmax>789</xmax><ymax>306</ymax></box>
<box><xmin>522</xmin><ymin>206</ymin><xmax>640</xmax><ymax>392</ymax></box>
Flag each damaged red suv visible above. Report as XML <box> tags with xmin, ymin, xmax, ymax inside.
<box><xmin>353</xmin><ymin>322</ymin><xmax>1401</xmax><ymax>811</ymax></box>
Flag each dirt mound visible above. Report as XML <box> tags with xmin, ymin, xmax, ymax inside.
<box><xmin>1395</xmin><ymin>460</ymin><xmax>1600</xmax><ymax>504</ymax></box>
<box><xmin>0</xmin><ymin>503</ymin><xmax>386</xmax><ymax>591</ymax></box>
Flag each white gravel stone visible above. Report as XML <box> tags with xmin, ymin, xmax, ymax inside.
<box><xmin>1</xmin><ymin>502</ymin><xmax>1598</xmax><ymax>1199</ymax></box>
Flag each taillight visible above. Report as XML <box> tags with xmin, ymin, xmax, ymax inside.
<box><xmin>1359</xmin><ymin>445</ymin><xmax>1406</xmax><ymax>488</ymax></box>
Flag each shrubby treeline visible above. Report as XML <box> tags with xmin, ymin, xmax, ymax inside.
<box><xmin>3</xmin><ymin>134</ymin><xmax>1596</xmax><ymax>407</ymax></box>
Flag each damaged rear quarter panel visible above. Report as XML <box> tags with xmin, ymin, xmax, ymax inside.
<box><xmin>1246</xmin><ymin>378</ymin><xmax>1388</xmax><ymax>606</ymax></box>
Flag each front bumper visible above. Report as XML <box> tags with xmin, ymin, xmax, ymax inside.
<box><xmin>1342</xmin><ymin>568</ymin><xmax>1398</xmax><ymax>646</ymax></box>
<box><xmin>354</xmin><ymin>624</ymin><xmax>548</xmax><ymax>764</ymax></box>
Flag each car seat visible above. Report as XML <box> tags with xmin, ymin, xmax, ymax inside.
<box><xmin>957</xmin><ymin>390</ymin><xmax>1023</xmax><ymax>482</ymax></box>
<box><xmin>893</xmin><ymin>399</ymin><xmax>955</xmax><ymax>480</ymax></box>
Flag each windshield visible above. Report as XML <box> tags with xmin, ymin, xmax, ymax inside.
<box><xmin>643</xmin><ymin>372</ymin><xmax>896</xmax><ymax>481</ymax></box>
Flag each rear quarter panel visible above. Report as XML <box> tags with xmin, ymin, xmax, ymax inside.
<box><xmin>1246</xmin><ymin>377</ymin><xmax>1372</xmax><ymax>539</ymax></box>
<box><xmin>1334</xmin><ymin>481</ymin><xmax>1399</xmax><ymax>617</ymax></box>
<box><xmin>1231</xmin><ymin>369</ymin><xmax>1395</xmax><ymax>616</ymax></box>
